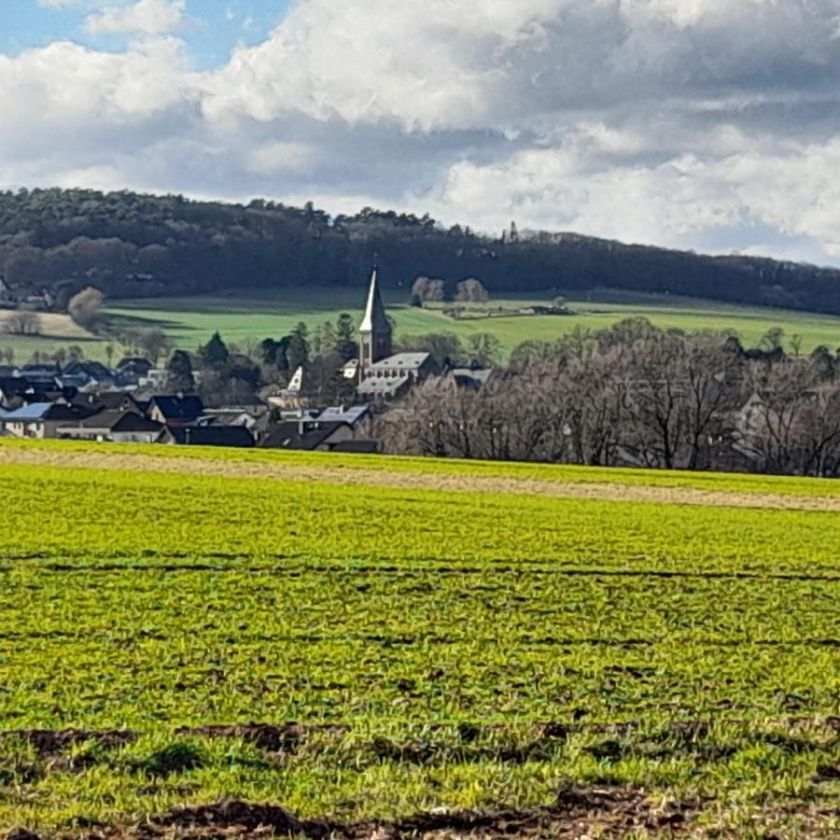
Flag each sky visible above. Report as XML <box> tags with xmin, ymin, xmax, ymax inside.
<box><xmin>2</xmin><ymin>0</ymin><xmax>840</xmax><ymax>266</ymax></box>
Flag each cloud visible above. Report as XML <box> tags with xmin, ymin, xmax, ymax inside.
<box><xmin>84</xmin><ymin>0</ymin><xmax>185</xmax><ymax>37</ymax></box>
<box><xmin>5</xmin><ymin>0</ymin><xmax>840</xmax><ymax>265</ymax></box>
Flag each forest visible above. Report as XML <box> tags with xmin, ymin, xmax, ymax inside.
<box><xmin>2</xmin><ymin>187</ymin><xmax>840</xmax><ymax>313</ymax></box>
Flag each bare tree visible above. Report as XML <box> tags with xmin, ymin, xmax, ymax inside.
<box><xmin>135</xmin><ymin>328</ymin><xmax>173</xmax><ymax>365</ymax></box>
<box><xmin>456</xmin><ymin>278</ymin><xmax>489</xmax><ymax>303</ymax></box>
<box><xmin>5</xmin><ymin>311</ymin><xmax>42</xmax><ymax>336</ymax></box>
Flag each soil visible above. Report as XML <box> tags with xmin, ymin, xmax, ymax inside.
<box><xmin>7</xmin><ymin>787</ymin><xmax>699</xmax><ymax>839</ymax></box>
<box><xmin>2</xmin><ymin>446</ymin><xmax>839</xmax><ymax>513</ymax></box>
<box><xmin>2</xmin><ymin>730</ymin><xmax>136</xmax><ymax>756</ymax></box>
<box><xmin>174</xmin><ymin>723</ymin><xmax>349</xmax><ymax>753</ymax></box>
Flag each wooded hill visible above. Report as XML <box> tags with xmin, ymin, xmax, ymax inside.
<box><xmin>2</xmin><ymin>187</ymin><xmax>840</xmax><ymax>314</ymax></box>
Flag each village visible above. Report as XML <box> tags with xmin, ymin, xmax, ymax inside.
<box><xmin>0</xmin><ymin>271</ymin><xmax>491</xmax><ymax>451</ymax></box>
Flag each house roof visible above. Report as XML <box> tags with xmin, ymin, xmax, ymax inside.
<box><xmin>0</xmin><ymin>402</ymin><xmax>53</xmax><ymax>421</ymax></box>
<box><xmin>111</xmin><ymin>412</ymin><xmax>165</xmax><ymax>433</ymax></box>
<box><xmin>75</xmin><ymin>391</ymin><xmax>142</xmax><ymax>412</ymax></box>
<box><xmin>0</xmin><ymin>377</ymin><xmax>34</xmax><ymax>396</ymax></box>
<box><xmin>43</xmin><ymin>403</ymin><xmax>97</xmax><ymax>422</ymax></box>
<box><xmin>367</xmin><ymin>352</ymin><xmax>430</xmax><ymax>371</ymax></box>
<box><xmin>116</xmin><ymin>357</ymin><xmax>153</xmax><ymax>372</ymax></box>
<box><xmin>450</xmin><ymin>368</ymin><xmax>494</xmax><ymax>388</ymax></box>
<box><xmin>64</xmin><ymin>361</ymin><xmax>112</xmax><ymax>380</ymax></box>
<box><xmin>359</xmin><ymin>268</ymin><xmax>390</xmax><ymax>334</ymax></box>
<box><xmin>330</xmin><ymin>440</ymin><xmax>378</xmax><ymax>454</ymax></box>
<box><xmin>170</xmin><ymin>426</ymin><xmax>255</xmax><ymax>448</ymax></box>
<box><xmin>150</xmin><ymin>395</ymin><xmax>204</xmax><ymax>421</ymax></box>
<box><xmin>357</xmin><ymin>375</ymin><xmax>410</xmax><ymax>398</ymax></box>
<box><xmin>260</xmin><ymin>421</ymin><xmax>349</xmax><ymax>451</ymax></box>
<box><xmin>318</xmin><ymin>405</ymin><xmax>371</xmax><ymax>426</ymax></box>
<box><xmin>68</xmin><ymin>410</ymin><xmax>163</xmax><ymax>433</ymax></box>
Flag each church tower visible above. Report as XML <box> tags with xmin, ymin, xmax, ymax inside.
<box><xmin>359</xmin><ymin>268</ymin><xmax>392</xmax><ymax>368</ymax></box>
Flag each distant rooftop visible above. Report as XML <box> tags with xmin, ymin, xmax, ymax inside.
<box><xmin>368</xmin><ymin>352</ymin><xmax>430</xmax><ymax>370</ymax></box>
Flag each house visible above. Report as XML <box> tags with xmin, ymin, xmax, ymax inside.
<box><xmin>200</xmin><ymin>404</ymin><xmax>270</xmax><ymax>432</ymax></box>
<box><xmin>0</xmin><ymin>401</ymin><xmax>94</xmax><ymax>438</ymax></box>
<box><xmin>114</xmin><ymin>357</ymin><xmax>154</xmax><ymax>389</ymax></box>
<box><xmin>0</xmin><ymin>403</ymin><xmax>53</xmax><ymax>438</ymax></box>
<box><xmin>0</xmin><ymin>377</ymin><xmax>34</xmax><ymax>408</ymax></box>
<box><xmin>169</xmin><ymin>426</ymin><xmax>255</xmax><ymax>448</ymax></box>
<box><xmin>317</xmin><ymin>405</ymin><xmax>372</xmax><ymax>427</ymax></box>
<box><xmin>147</xmin><ymin>395</ymin><xmax>204</xmax><ymax>427</ymax></box>
<box><xmin>260</xmin><ymin>420</ymin><xmax>357</xmax><ymax>451</ymax></box>
<box><xmin>138</xmin><ymin>368</ymin><xmax>170</xmax><ymax>390</ymax></box>
<box><xmin>58</xmin><ymin>410</ymin><xmax>166</xmax><ymax>444</ymax></box>
<box><xmin>59</xmin><ymin>361</ymin><xmax>114</xmax><ymax>391</ymax></box>
<box><xmin>40</xmin><ymin>403</ymin><xmax>100</xmax><ymax>438</ymax></box>
<box><xmin>19</xmin><ymin>364</ymin><xmax>61</xmax><ymax>388</ymax></box>
<box><xmin>74</xmin><ymin>391</ymin><xmax>145</xmax><ymax>415</ymax></box>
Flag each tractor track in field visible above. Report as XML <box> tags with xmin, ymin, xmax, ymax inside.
<box><xmin>2</xmin><ymin>446</ymin><xmax>840</xmax><ymax>512</ymax></box>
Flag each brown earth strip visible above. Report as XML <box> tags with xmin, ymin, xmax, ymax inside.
<box><xmin>1</xmin><ymin>446</ymin><xmax>839</xmax><ymax>512</ymax></box>
<box><xmin>1</xmin><ymin>730</ymin><xmax>136</xmax><ymax>757</ymax></box>
<box><xmin>6</xmin><ymin>788</ymin><xmax>698</xmax><ymax>839</ymax></box>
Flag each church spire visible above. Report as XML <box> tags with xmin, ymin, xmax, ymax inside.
<box><xmin>359</xmin><ymin>267</ymin><xmax>392</xmax><ymax>367</ymax></box>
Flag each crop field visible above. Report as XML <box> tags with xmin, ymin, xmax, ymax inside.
<box><xmin>105</xmin><ymin>287</ymin><xmax>840</xmax><ymax>358</ymax></box>
<box><xmin>0</xmin><ymin>441</ymin><xmax>839</xmax><ymax>838</ymax></box>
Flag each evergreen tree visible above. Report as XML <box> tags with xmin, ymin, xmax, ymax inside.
<box><xmin>167</xmin><ymin>350</ymin><xmax>195</xmax><ymax>392</ymax></box>
<box><xmin>335</xmin><ymin>313</ymin><xmax>358</xmax><ymax>362</ymax></box>
<box><xmin>201</xmin><ymin>331</ymin><xmax>229</xmax><ymax>368</ymax></box>
<box><xmin>286</xmin><ymin>322</ymin><xmax>310</xmax><ymax>370</ymax></box>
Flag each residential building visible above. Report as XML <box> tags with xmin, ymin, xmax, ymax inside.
<box><xmin>148</xmin><ymin>395</ymin><xmax>204</xmax><ymax>427</ymax></box>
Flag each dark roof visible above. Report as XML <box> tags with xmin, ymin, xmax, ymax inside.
<box><xmin>150</xmin><ymin>395</ymin><xmax>204</xmax><ymax>421</ymax></box>
<box><xmin>116</xmin><ymin>357</ymin><xmax>153</xmax><ymax>372</ymax></box>
<box><xmin>75</xmin><ymin>391</ymin><xmax>141</xmax><ymax>412</ymax></box>
<box><xmin>111</xmin><ymin>412</ymin><xmax>164</xmax><ymax>434</ymax></box>
<box><xmin>64</xmin><ymin>361</ymin><xmax>112</xmax><ymax>380</ymax></box>
<box><xmin>259</xmin><ymin>421</ymin><xmax>348</xmax><ymax>451</ymax></box>
<box><xmin>329</xmin><ymin>440</ymin><xmax>379</xmax><ymax>454</ymax></box>
<box><xmin>170</xmin><ymin>426</ymin><xmax>254</xmax><ymax>448</ymax></box>
<box><xmin>43</xmin><ymin>403</ymin><xmax>98</xmax><ymax>422</ymax></box>
<box><xmin>0</xmin><ymin>377</ymin><xmax>34</xmax><ymax>397</ymax></box>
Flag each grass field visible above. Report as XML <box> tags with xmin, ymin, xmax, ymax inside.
<box><xmin>105</xmin><ymin>287</ymin><xmax>840</xmax><ymax>359</ymax></box>
<box><xmin>0</xmin><ymin>310</ymin><xmax>101</xmax><ymax>363</ymax></box>
<box><xmin>0</xmin><ymin>440</ymin><xmax>839</xmax><ymax>837</ymax></box>
<box><xmin>0</xmin><ymin>289</ymin><xmax>838</xmax><ymax>365</ymax></box>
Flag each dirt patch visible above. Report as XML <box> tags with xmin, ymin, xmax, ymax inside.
<box><xmin>8</xmin><ymin>788</ymin><xmax>696</xmax><ymax>839</ymax></box>
<box><xmin>2</xmin><ymin>730</ymin><xmax>136</xmax><ymax>757</ymax></box>
<box><xmin>2</xmin><ymin>446</ymin><xmax>840</xmax><ymax>513</ymax></box>
<box><xmin>174</xmin><ymin>723</ymin><xmax>349</xmax><ymax>753</ymax></box>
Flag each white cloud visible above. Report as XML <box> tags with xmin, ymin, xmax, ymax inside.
<box><xmin>5</xmin><ymin>0</ymin><xmax>840</xmax><ymax>265</ymax></box>
<box><xmin>84</xmin><ymin>0</ymin><xmax>185</xmax><ymax>37</ymax></box>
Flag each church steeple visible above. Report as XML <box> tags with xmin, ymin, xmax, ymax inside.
<box><xmin>359</xmin><ymin>267</ymin><xmax>392</xmax><ymax>367</ymax></box>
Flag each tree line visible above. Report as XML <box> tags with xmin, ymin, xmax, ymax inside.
<box><xmin>376</xmin><ymin>319</ymin><xmax>840</xmax><ymax>478</ymax></box>
<box><xmin>3</xmin><ymin>188</ymin><xmax>840</xmax><ymax>315</ymax></box>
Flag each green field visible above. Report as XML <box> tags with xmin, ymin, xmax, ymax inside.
<box><xmin>105</xmin><ymin>287</ymin><xmax>840</xmax><ymax>359</ymax></box>
<box><xmin>0</xmin><ymin>441</ymin><xmax>839</xmax><ymax>837</ymax></box>
<box><xmin>0</xmin><ymin>288</ymin><xmax>839</xmax><ymax>365</ymax></box>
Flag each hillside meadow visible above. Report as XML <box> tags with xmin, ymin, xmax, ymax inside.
<box><xmin>0</xmin><ymin>440</ymin><xmax>838</xmax><ymax>837</ymax></box>
<box><xmin>105</xmin><ymin>287</ymin><xmax>840</xmax><ymax>358</ymax></box>
<box><xmin>0</xmin><ymin>288</ymin><xmax>838</xmax><ymax>364</ymax></box>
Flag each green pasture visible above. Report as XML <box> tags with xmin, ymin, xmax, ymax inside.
<box><xmin>0</xmin><ymin>441</ymin><xmax>838</xmax><ymax>835</ymax></box>
<box><xmin>105</xmin><ymin>287</ymin><xmax>840</xmax><ymax>358</ymax></box>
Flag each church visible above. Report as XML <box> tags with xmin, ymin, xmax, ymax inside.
<box><xmin>350</xmin><ymin>268</ymin><xmax>435</xmax><ymax>400</ymax></box>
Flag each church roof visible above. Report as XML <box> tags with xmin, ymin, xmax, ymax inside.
<box><xmin>359</xmin><ymin>269</ymin><xmax>390</xmax><ymax>334</ymax></box>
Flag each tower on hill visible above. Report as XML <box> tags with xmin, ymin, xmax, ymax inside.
<box><xmin>359</xmin><ymin>268</ymin><xmax>392</xmax><ymax>367</ymax></box>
